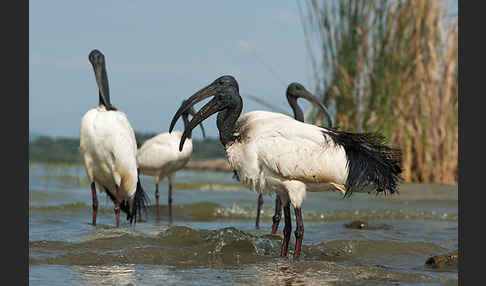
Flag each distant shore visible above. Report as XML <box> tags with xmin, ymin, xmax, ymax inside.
<box><xmin>29</xmin><ymin>157</ymin><xmax>234</xmax><ymax>173</ymax></box>
<box><xmin>183</xmin><ymin>158</ymin><xmax>233</xmax><ymax>172</ymax></box>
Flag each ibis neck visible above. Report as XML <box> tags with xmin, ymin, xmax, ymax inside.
<box><xmin>217</xmin><ymin>96</ymin><xmax>243</xmax><ymax>146</ymax></box>
<box><xmin>98</xmin><ymin>92</ymin><xmax>107</xmax><ymax>108</ymax></box>
<box><xmin>98</xmin><ymin>92</ymin><xmax>116</xmax><ymax>111</ymax></box>
<box><xmin>289</xmin><ymin>100</ymin><xmax>305</xmax><ymax>122</ymax></box>
<box><xmin>96</xmin><ymin>65</ymin><xmax>117</xmax><ymax>111</ymax></box>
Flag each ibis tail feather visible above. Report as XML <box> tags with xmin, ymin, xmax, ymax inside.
<box><xmin>131</xmin><ymin>176</ymin><xmax>149</xmax><ymax>224</ymax></box>
<box><xmin>324</xmin><ymin>129</ymin><xmax>403</xmax><ymax>197</ymax></box>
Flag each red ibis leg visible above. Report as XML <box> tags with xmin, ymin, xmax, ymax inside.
<box><xmin>114</xmin><ymin>185</ymin><xmax>120</xmax><ymax>228</ymax></box>
<box><xmin>91</xmin><ymin>182</ymin><xmax>98</xmax><ymax>226</ymax></box>
<box><xmin>293</xmin><ymin>207</ymin><xmax>304</xmax><ymax>260</ymax></box>
<box><xmin>280</xmin><ymin>201</ymin><xmax>292</xmax><ymax>257</ymax></box>
<box><xmin>155</xmin><ymin>183</ymin><xmax>160</xmax><ymax>218</ymax></box>
<box><xmin>271</xmin><ymin>195</ymin><xmax>282</xmax><ymax>234</ymax></box>
<box><xmin>168</xmin><ymin>175</ymin><xmax>174</xmax><ymax>224</ymax></box>
<box><xmin>255</xmin><ymin>193</ymin><xmax>264</xmax><ymax>229</ymax></box>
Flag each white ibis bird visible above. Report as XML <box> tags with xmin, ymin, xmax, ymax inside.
<box><xmin>80</xmin><ymin>49</ymin><xmax>148</xmax><ymax>227</ymax></box>
<box><xmin>169</xmin><ymin>75</ymin><xmax>402</xmax><ymax>260</ymax></box>
<box><xmin>254</xmin><ymin>82</ymin><xmax>338</xmax><ymax>232</ymax></box>
<box><xmin>136</xmin><ymin>101</ymin><xmax>205</xmax><ymax>223</ymax></box>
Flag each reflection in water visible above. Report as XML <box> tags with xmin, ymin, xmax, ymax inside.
<box><xmin>77</xmin><ymin>264</ymin><xmax>137</xmax><ymax>285</ymax></box>
<box><xmin>250</xmin><ymin>260</ymin><xmax>340</xmax><ymax>286</ymax></box>
<box><xmin>76</xmin><ymin>264</ymin><xmax>182</xmax><ymax>286</ymax></box>
<box><xmin>245</xmin><ymin>259</ymin><xmax>453</xmax><ymax>286</ymax></box>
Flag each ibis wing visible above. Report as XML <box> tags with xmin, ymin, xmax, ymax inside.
<box><xmin>253</xmin><ymin>119</ymin><xmax>348</xmax><ymax>185</ymax></box>
<box><xmin>114</xmin><ymin>111</ymin><xmax>138</xmax><ymax>154</ymax></box>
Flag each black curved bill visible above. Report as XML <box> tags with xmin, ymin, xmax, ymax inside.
<box><xmin>179</xmin><ymin>96</ymin><xmax>222</xmax><ymax>151</ymax></box>
<box><xmin>188</xmin><ymin>106</ymin><xmax>206</xmax><ymax>138</ymax></box>
<box><xmin>169</xmin><ymin>83</ymin><xmax>217</xmax><ymax>133</ymax></box>
<box><xmin>299</xmin><ymin>90</ymin><xmax>333</xmax><ymax>128</ymax></box>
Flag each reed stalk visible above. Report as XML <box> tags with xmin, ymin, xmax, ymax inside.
<box><xmin>299</xmin><ymin>0</ymin><xmax>458</xmax><ymax>184</ymax></box>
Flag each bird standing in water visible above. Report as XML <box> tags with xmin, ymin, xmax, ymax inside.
<box><xmin>170</xmin><ymin>75</ymin><xmax>402</xmax><ymax>260</ymax></box>
<box><xmin>253</xmin><ymin>82</ymin><xmax>337</xmax><ymax>232</ymax></box>
<box><xmin>137</xmin><ymin>101</ymin><xmax>205</xmax><ymax>223</ymax></box>
<box><xmin>80</xmin><ymin>49</ymin><xmax>148</xmax><ymax>227</ymax></box>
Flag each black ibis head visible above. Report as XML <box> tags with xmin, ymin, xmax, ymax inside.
<box><xmin>170</xmin><ymin>75</ymin><xmax>241</xmax><ymax>151</ymax></box>
<box><xmin>89</xmin><ymin>49</ymin><xmax>116</xmax><ymax>110</ymax></box>
<box><xmin>286</xmin><ymin>82</ymin><xmax>333</xmax><ymax>127</ymax></box>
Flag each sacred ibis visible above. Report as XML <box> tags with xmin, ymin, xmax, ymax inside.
<box><xmin>254</xmin><ymin>82</ymin><xmax>338</xmax><ymax>232</ymax></box>
<box><xmin>170</xmin><ymin>75</ymin><xmax>402</xmax><ymax>260</ymax></box>
<box><xmin>136</xmin><ymin>101</ymin><xmax>205</xmax><ymax>222</ymax></box>
<box><xmin>80</xmin><ymin>49</ymin><xmax>148</xmax><ymax>227</ymax></box>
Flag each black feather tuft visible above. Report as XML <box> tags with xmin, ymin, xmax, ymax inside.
<box><xmin>129</xmin><ymin>176</ymin><xmax>150</xmax><ymax>225</ymax></box>
<box><xmin>103</xmin><ymin>176</ymin><xmax>149</xmax><ymax>225</ymax></box>
<box><xmin>323</xmin><ymin>129</ymin><xmax>403</xmax><ymax>198</ymax></box>
<box><xmin>232</xmin><ymin>170</ymin><xmax>240</xmax><ymax>181</ymax></box>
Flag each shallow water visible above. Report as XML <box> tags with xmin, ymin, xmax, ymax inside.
<box><xmin>29</xmin><ymin>163</ymin><xmax>458</xmax><ymax>285</ymax></box>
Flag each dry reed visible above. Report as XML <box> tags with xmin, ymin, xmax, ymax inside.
<box><xmin>299</xmin><ymin>0</ymin><xmax>458</xmax><ymax>184</ymax></box>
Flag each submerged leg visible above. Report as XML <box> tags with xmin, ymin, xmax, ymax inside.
<box><xmin>114</xmin><ymin>185</ymin><xmax>120</xmax><ymax>228</ymax></box>
<box><xmin>293</xmin><ymin>207</ymin><xmax>304</xmax><ymax>260</ymax></box>
<box><xmin>271</xmin><ymin>195</ymin><xmax>282</xmax><ymax>234</ymax></box>
<box><xmin>155</xmin><ymin>183</ymin><xmax>160</xmax><ymax>218</ymax></box>
<box><xmin>280</xmin><ymin>201</ymin><xmax>292</xmax><ymax>257</ymax></box>
<box><xmin>91</xmin><ymin>182</ymin><xmax>98</xmax><ymax>226</ymax></box>
<box><xmin>255</xmin><ymin>194</ymin><xmax>264</xmax><ymax>229</ymax></box>
<box><xmin>168</xmin><ymin>175</ymin><xmax>174</xmax><ymax>224</ymax></box>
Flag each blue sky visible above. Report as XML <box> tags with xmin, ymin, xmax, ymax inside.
<box><xmin>29</xmin><ymin>1</ymin><xmax>457</xmax><ymax>139</ymax></box>
<box><xmin>29</xmin><ymin>1</ymin><xmax>314</xmax><ymax>139</ymax></box>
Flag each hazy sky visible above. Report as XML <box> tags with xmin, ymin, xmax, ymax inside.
<box><xmin>29</xmin><ymin>1</ymin><xmax>315</xmax><ymax>139</ymax></box>
<box><xmin>29</xmin><ymin>1</ymin><xmax>457</xmax><ymax>139</ymax></box>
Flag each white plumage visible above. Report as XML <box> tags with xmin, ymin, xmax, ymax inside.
<box><xmin>227</xmin><ymin>111</ymin><xmax>348</xmax><ymax>208</ymax></box>
<box><xmin>80</xmin><ymin>49</ymin><xmax>147</xmax><ymax>227</ymax></box>
<box><xmin>137</xmin><ymin>131</ymin><xmax>193</xmax><ymax>184</ymax></box>
<box><xmin>252</xmin><ymin>83</ymin><xmax>342</xmax><ymax>231</ymax></box>
<box><xmin>80</xmin><ymin>106</ymin><xmax>139</xmax><ymax>198</ymax></box>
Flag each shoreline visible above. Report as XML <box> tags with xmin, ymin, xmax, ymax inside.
<box><xmin>183</xmin><ymin>158</ymin><xmax>233</xmax><ymax>172</ymax></box>
<box><xmin>29</xmin><ymin>158</ymin><xmax>234</xmax><ymax>173</ymax></box>
<box><xmin>28</xmin><ymin>160</ymin><xmax>459</xmax><ymax>188</ymax></box>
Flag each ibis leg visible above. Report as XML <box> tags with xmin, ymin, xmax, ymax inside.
<box><xmin>91</xmin><ymin>182</ymin><xmax>98</xmax><ymax>226</ymax></box>
<box><xmin>293</xmin><ymin>207</ymin><xmax>304</xmax><ymax>260</ymax></box>
<box><xmin>155</xmin><ymin>183</ymin><xmax>160</xmax><ymax>218</ymax></box>
<box><xmin>255</xmin><ymin>194</ymin><xmax>264</xmax><ymax>229</ymax></box>
<box><xmin>271</xmin><ymin>195</ymin><xmax>282</xmax><ymax>234</ymax></box>
<box><xmin>280</xmin><ymin>201</ymin><xmax>292</xmax><ymax>257</ymax></box>
<box><xmin>114</xmin><ymin>185</ymin><xmax>121</xmax><ymax>227</ymax></box>
<box><xmin>168</xmin><ymin>175</ymin><xmax>174</xmax><ymax>224</ymax></box>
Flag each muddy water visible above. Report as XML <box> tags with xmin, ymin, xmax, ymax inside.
<box><xmin>29</xmin><ymin>163</ymin><xmax>458</xmax><ymax>285</ymax></box>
